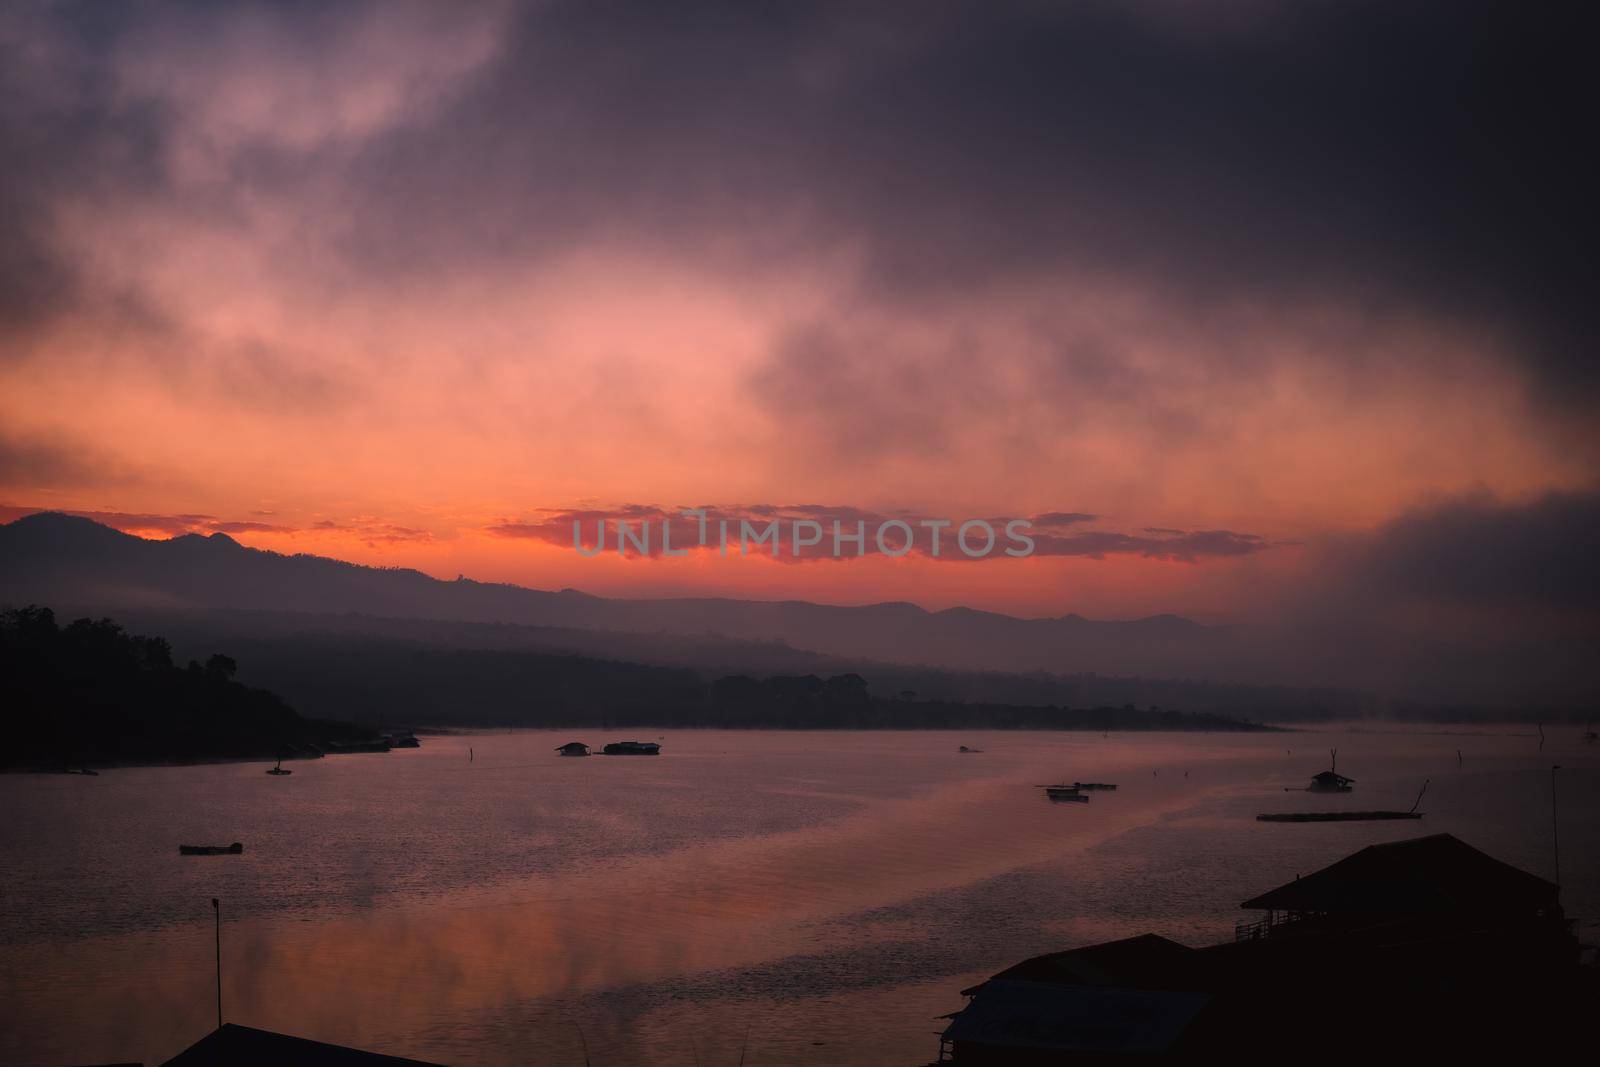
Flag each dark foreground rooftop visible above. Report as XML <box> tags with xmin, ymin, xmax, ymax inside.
<box><xmin>1238</xmin><ymin>832</ymin><xmax>1560</xmax><ymax>915</ymax></box>
<box><xmin>939</xmin><ymin>834</ymin><xmax>1590</xmax><ymax>1063</ymax></box>
<box><xmin>162</xmin><ymin>1024</ymin><xmax>443</xmax><ymax>1066</ymax></box>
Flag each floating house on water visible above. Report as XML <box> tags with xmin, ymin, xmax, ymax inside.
<box><xmin>1303</xmin><ymin>748</ymin><xmax>1353</xmax><ymax>792</ymax></box>
<box><xmin>936</xmin><ymin>834</ymin><xmax>1580</xmax><ymax>1062</ymax></box>
<box><xmin>603</xmin><ymin>740</ymin><xmax>661</xmax><ymax>755</ymax></box>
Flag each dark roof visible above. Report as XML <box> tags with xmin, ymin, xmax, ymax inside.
<box><xmin>1239</xmin><ymin>833</ymin><xmax>1558</xmax><ymax>915</ymax></box>
<box><xmin>966</xmin><ymin>933</ymin><xmax>1201</xmax><ymax>995</ymax></box>
<box><xmin>942</xmin><ymin>980</ymin><xmax>1210</xmax><ymax>1054</ymax></box>
<box><xmin>161</xmin><ymin>1025</ymin><xmax>443</xmax><ymax>1066</ymax></box>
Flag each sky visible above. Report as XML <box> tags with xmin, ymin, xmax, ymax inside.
<box><xmin>2</xmin><ymin>0</ymin><xmax>1596</xmax><ymax>625</ymax></box>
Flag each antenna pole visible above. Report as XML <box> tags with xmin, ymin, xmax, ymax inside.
<box><xmin>212</xmin><ymin>897</ymin><xmax>222</xmax><ymax>1030</ymax></box>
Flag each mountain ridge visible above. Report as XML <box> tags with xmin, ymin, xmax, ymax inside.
<box><xmin>0</xmin><ymin>512</ymin><xmax>1231</xmax><ymax>676</ymax></box>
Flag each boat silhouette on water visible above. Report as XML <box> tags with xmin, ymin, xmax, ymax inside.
<box><xmin>1039</xmin><ymin>784</ymin><xmax>1089</xmax><ymax>803</ymax></box>
<box><xmin>1258</xmin><ymin>811</ymin><xmax>1422</xmax><ymax>822</ymax></box>
<box><xmin>603</xmin><ymin>740</ymin><xmax>661</xmax><ymax>755</ymax></box>
<box><xmin>1260</xmin><ymin>780</ymin><xmax>1429</xmax><ymax>823</ymax></box>
<box><xmin>265</xmin><ymin>758</ymin><xmax>291</xmax><ymax>776</ymax></box>
<box><xmin>179</xmin><ymin>842</ymin><xmax>243</xmax><ymax>856</ymax></box>
<box><xmin>1296</xmin><ymin>749</ymin><xmax>1354</xmax><ymax>793</ymax></box>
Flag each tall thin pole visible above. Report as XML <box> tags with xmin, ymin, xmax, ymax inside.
<box><xmin>1550</xmin><ymin>765</ymin><xmax>1562</xmax><ymax>892</ymax></box>
<box><xmin>212</xmin><ymin>897</ymin><xmax>222</xmax><ymax>1030</ymax></box>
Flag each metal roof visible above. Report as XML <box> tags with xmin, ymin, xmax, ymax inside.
<box><xmin>966</xmin><ymin>933</ymin><xmax>1201</xmax><ymax>995</ymax></box>
<box><xmin>1239</xmin><ymin>833</ymin><xmax>1559</xmax><ymax>914</ymax></box>
<box><xmin>162</xmin><ymin>1025</ymin><xmax>443</xmax><ymax>1066</ymax></box>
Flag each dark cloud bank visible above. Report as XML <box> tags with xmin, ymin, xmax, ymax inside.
<box><xmin>5</xmin><ymin>1</ymin><xmax>1598</xmax><ymax>405</ymax></box>
<box><xmin>4</xmin><ymin>2</ymin><xmax>1597</xmax><ymax>703</ymax></box>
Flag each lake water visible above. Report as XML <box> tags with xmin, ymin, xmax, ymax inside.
<box><xmin>2</xmin><ymin>728</ymin><xmax>1596</xmax><ymax>1065</ymax></box>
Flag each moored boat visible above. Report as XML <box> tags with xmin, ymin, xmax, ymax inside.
<box><xmin>1257</xmin><ymin>811</ymin><xmax>1422</xmax><ymax>822</ymax></box>
<box><xmin>1299</xmin><ymin>749</ymin><xmax>1354</xmax><ymax>793</ymax></box>
<box><xmin>602</xmin><ymin>740</ymin><xmax>661</xmax><ymax>755</ymax></box>
<box><xmin>1262</xmin><ymin>780</ymin><xmax>1430</xmax><ymax>823</ymax></box>
<box><xmin>179</xmin><ymin>842</ymin><xmax>244</xmax><ymax>855</ymax></box>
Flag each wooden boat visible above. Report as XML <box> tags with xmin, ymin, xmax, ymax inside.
<box><xmin>1040</xmin><ymin>784</ymin><xmax>1089</xmax><ymax>803</ymax></box>
<box><xmin>1073</xmin><ymin>782</ymin><xmax>1117</xmax><ymax>791</ymax></box>
<box><xmin>1257</xmin><ymin>811</ymin><xmax>1422</xmax><ymax>822</ymax></box>
<box><xmin>602</xmin><ymin>740</ymin><xmax>661</xmax><ymax>755</ymax></box>
<box><xmin>179</xmin><ymin>843</ymin><xmax>244</xmax><ymax>855</ymax></box>
<box><xmin>958</xmin><ymin>745</ymin><xmax>983</xmax><ymax>753</ymax></box>
<box><xmin>1298</xmin><ymin>749</ymin><xmax>1354</xmax><ymax>793</ymax></box>
<box><xmin>1260</xmin><ymin>780</ymin><xmax>1429</xmax><ymax>823</ymax></box>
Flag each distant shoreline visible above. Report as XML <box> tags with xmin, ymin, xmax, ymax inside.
<box><xmin>3</xmin><ymin>720</ymin><xmax>1292</xmax><ymax>774</ymax></box>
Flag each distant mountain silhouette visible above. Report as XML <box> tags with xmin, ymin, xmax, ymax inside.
<box><xmin>0</xmin><ymin>603</ymin><xmax>1277</xmax><ymax>744</ymax></box>
<box><xmin>0</xmin><ymin>512</ymin><xmax>1239</xmax><ymax>678</ymax></box>
<box><xmin>4</xmin><ymin>513</ymin><xmax>1591</xmax><ymax>711</ymax></box>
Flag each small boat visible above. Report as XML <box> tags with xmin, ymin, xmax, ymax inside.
<box><xmin>555</xmin><ymin>741</ymin><xmax>590</xmax><ymax>757</ymax></box>
<box><xmin>602</xmin><ymin>740</ymin><xmax>661</xmax><ymax>755</ymax></box>
<box><xmin>1297</xmin><ymin>749</ymin><xmax>1353</xmax><ymax>793</ymax></box>
<box><xmin>1040</xmin><ymin>784</ymin><xmax>1089</xmax><ymax>803</ymax></box>
<box><xmin>387</xmin><ymin>732</ymin><xmax>421</xmax><ymax>749</ymax></box>
<box><xmin>1257</xmin><ymin>811</ymin><xmax>1422</xmax><ymax>822</ymax></box>
<box><xmin>1073</xmin><ymin>782</ymin><xmax>1117</xmax><ymax>791</ymax></box>
<box><xmin>265</xmin><ymin>759</ymin><xmax>292</xmax><ymax>776</ymax></box>
<box><xmin>179</xmin><ymin>843</ymin><xmax>244</xmax><ymax>855</ymax></box>
<box><xmin>958</xmin><ymin>745</ymin><xmax>983</xmax><ymax>753</ymax></box>
<box><xmin>61</xmin><ymin>767</ymin><xmax>100</xmax><ymax>776</ymax></box>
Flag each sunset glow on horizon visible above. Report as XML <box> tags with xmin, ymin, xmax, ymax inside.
<box><xmin>3</xmin><ymin>0</ymin><xmax>1595</xmax><ymax>624</ymax></box>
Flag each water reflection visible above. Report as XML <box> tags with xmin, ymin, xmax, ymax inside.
<box><xmin>2</xmin><ymin>729</ymin><xmax>1594</xmax><ymax>1065</ymax></box>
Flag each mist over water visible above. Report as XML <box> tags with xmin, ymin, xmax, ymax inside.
<box><xmin>3</xmin><ymin>729</ymin><xmax>1595</xmax><ymax>1066</ymax></box>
